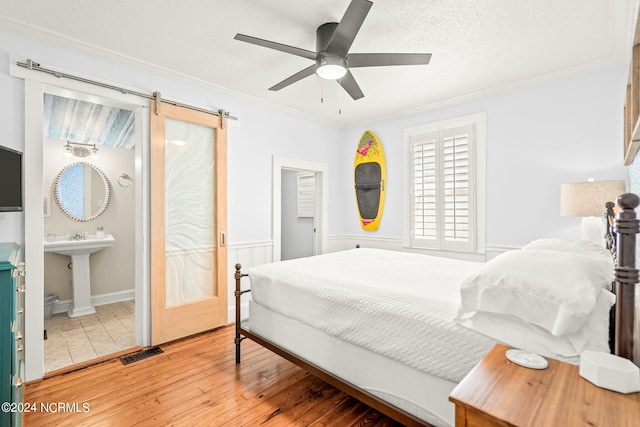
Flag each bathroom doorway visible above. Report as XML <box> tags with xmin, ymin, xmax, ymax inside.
<box><xmin>42</xmin><ymin>89</ymin><xmax>141</xmax><ymax>373</ymax></box>
<box><xmin>19</xmin><ymin>69</ymin><xmax>150</xmax><ymax>380</ymax></box>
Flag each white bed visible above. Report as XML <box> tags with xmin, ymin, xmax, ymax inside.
<box><xmin>249</xmin><ymin>249</ymin><xmax>497</xmax><ymax>382</ymax></box>
<box><xmin>247</xmin><ymin>248</ymin><xmax>496</xmax><ymax>426</ymax></box>
<box><xmin>236</xmin><ymin>241</ymin><xmax>618</xmax><ymax>426</ymax></box>
<box><xmin>248</xmin><ymin>301</ymin><xmax>461</xmax><ymax>427</ymax></box>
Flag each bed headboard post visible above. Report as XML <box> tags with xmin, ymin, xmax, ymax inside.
<box><xmin>234</xmin><ymin>263</ymin><xmax>249</xmax><ymax>364</ymax></box>
<box><xmin>614</xmin><ymin>193</ymin><xmax>640</xmax><ymax>363</ymax></box>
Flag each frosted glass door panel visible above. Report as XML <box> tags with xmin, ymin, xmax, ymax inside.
<box><xmin>164</xmin><ymin>118</ymin><xmax>216</xmax><ymax>307</ymax></box>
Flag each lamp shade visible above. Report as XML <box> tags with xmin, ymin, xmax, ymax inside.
<box><xmin>560</xmin><ymin>180</ymin><xmax>626</xmax><ymax>217</ymax></box>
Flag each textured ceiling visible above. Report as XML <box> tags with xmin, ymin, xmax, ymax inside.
<box><xmin>44</xmin><ymin>94</ymin><xmax>135</xmax><ymax>149</ymax></box>
<box><xmin>0</xmin><ymin>0</ymin><xmax>638</xmax><ymax>127</ymax></box>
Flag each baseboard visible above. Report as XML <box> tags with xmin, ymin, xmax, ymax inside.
<box><xmin>50</xmin><ymin>289</ymin><xmax>135</xmax><ymax>315</ymax></box>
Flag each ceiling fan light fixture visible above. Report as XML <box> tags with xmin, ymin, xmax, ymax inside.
<box><xmin>234</xmin><ymin>0</ymin><xmax>431</xmax><ymax>100</ymax></box>
<box><xmin>316</xmin><ymin>56</ymin><xmax>347</xmax><ymax>80</ymax></box>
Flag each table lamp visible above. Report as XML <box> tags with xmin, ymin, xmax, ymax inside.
<box><xmin>560</xmin><ymin>179</ymin><xmax>626</xmax><ymax>244</ymax></box>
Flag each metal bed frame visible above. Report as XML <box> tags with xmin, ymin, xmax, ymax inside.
<box><xmin>234</xmin><ymin>193</ymin><xmax>640</xmax><ymax>427</ymax></box>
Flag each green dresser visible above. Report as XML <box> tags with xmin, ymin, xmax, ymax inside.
<box><xmin>0</xmin><ymin>243</ymin><xmax>23</xmax><ymax>427</ymax></box>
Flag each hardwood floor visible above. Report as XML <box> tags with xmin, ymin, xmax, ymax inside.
<box><xmin>24</xmin><ymin>325</ymin><xmax>405</xmax><ymax>426</ymax></box>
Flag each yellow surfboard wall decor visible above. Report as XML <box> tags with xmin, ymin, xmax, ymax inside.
<box><xmin>354</xmin><ymin>130</ymin><xmax>386</xmax><ymax>231</ymax></box>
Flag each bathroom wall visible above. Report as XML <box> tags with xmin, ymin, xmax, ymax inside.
<box><xmin>281</xmin><ymin>169</ymin><xmax>314</xmax><ymax>260</ymax></box>
<box><xmin>43</xmin><ymin>138</ymin><xmax>135</xmax><ymax>301</ymax></box>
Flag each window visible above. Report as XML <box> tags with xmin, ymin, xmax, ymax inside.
<box><xmin>404</xmin><ymin>113</ymin><xmax>486</xmax><ymax>254</ymax></box>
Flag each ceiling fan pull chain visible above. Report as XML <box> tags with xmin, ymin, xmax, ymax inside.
<box><xmin>339</xmin><ymin>80</ymin><xmax>343</xmax><ymax>115</ymax></box>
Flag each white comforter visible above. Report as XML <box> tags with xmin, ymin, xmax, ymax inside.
<box><xmin>249</xmin><ymin>248</ymin><xmax>497</xmax><ymax>382</ymax></box>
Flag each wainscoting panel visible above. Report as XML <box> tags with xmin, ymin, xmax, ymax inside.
<box><xmin>226</xmin><ymin>241</ymin><xmax>273</xmax><ymax>322</ymax></box>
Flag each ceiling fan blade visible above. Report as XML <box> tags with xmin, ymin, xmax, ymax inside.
<box><xmin>325</xmin><ymin>0</ymin><xmax>373</xmax><ymax>57</ymax></box>
<box><xmin>269</xmin><ymin>65</ymin><xmax>317</xmax><ymax>91</ymax></box>
<box><xmin>347</xmin><ymin>53</ymin><xmax>432</xmax><ymax>68</ymax></box>
<box><xmin>338</xmin><ymin>70</ymin><xmax>364</xmax><ymax>100</ymax></box>
<box><xmin>234</xmin><ymin>34</ymin><xmax>318</xmax><ymax>61</ymax></box>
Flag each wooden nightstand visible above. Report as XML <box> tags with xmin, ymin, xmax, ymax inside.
<box><xmin>449</xmin><ymin>344</ymin><xmax>640</xmax><ymax>427</ymax></box>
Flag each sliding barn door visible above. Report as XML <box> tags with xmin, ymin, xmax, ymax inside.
<box><xmin>150</xmin><ymin>101</ymin><xmax>227</xmax><ymax>345</ymax></box>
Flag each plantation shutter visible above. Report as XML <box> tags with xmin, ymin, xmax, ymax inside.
<box><xmin>410</xmin><ymin>125</ymin><xmax>475</xmax><ymax>252</ymax></box>
<box><xmin>441</xmin><ymin>125</ymin><xmax>474</xmax><ymax>251</ymax></box>
<box><xmin>297</xmin><ymin>173</ymin><xmax>315</xmax><ymax>217</ymax></box>
<box><xmin>411</xmin><ymin>131</ymin><xmax>439</xmax><ymax>248</ymax></box>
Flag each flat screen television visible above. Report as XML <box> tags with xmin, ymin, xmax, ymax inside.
<box><xmin>0</xmin><ymin>145</ymin><xmax>23</xmax><ymax>212</ymax></box>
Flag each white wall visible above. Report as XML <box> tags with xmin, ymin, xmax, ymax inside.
<box><xmin>0</xmin><ymin>30</ymin><xmax>345</xmax><ymax>380</ymax></box>
<box><xmin>0</xmin><ymin>27</ymin><xmax>632</xmax><ymax>381</ymax></box>
<box><xmin>0</xmin><ymin>30</ymin><xmax>344</xmax><ymax>248</ymax></box>
<box><xmin>341</xmin><ymin>65</ymin><xmax>629</xmax><ymax>247</ymax></box>
<box><xmin>0</xmin><ymin>40</ymin><xmax>24</xmax><ymax>245</ymax></box>
<box><xmin>0</xmin><ymin>30</ymin><xmax>630</xmax><ymax>251</ymax></box>
<box><xmin>227</xmin><ymin>107</ymin><xmax>343</xmax><ymax>243</ymax></box>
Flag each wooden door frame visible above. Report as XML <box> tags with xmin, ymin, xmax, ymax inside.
<box><xmin>19</xmin><ymin>74</ymin><xmax>149</xmax><ymax>380</ymax></box>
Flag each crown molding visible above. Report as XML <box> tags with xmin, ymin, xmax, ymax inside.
<box><xmin>347</xmin><ymin>54</ymin><xmax>628</xmax><ymax>130</ymax></box>
<box><xmin>0</xmin><ymin>16</ymin><xmax>342</xmax><ymax>130</ymax></box>
<box><xmin>1</xmin><ymin>0</ymin><xmax>636</xmax><ymax>133</ymax></box>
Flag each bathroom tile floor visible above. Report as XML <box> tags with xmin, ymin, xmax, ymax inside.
<box><xmin>44</xmin><ymin>300</ymin><xmax>136</xmax><ymax>373</ymax></box>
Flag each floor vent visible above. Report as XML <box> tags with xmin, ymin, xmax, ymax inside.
<box><xmin>120</xmin><ymin>346</ymin><xmax>164</xmax><ymax>365</ymax></box>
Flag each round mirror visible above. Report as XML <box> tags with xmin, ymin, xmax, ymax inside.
<box><xmin>53</xmin><ymin>162</ymin><xmax>111</xmax><ymax>222</ymax></box>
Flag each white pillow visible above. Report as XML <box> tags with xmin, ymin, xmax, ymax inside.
<box><xmin>455</xmin><ymin>289</ymin><xmax>615</xmax><ymax>363</ymax></box>
<box><xmin>459</xmin><ymin>249</ymin><xmax>613</xmax><ymax>336</ymax></box>
<box><xmin>523</xmin><ymin>239</ymin><xmax>614</xmax><ymax>292</ymax></box>
<box><xmin>523</xmin><ymin>238</ymin><xmax>612</xmax><ymax>262</ymax></box>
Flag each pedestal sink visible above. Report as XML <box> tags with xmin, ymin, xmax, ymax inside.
<box><xmin>44</xmin><ymin>233</ymin><xmax>115</xmax><ymax>317</ymax></box>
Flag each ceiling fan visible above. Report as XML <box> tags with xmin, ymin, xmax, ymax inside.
<box><xmin>234</xmin><ymin>0</ymin><xmax>432</xmax><ymax>100</ymax></box>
